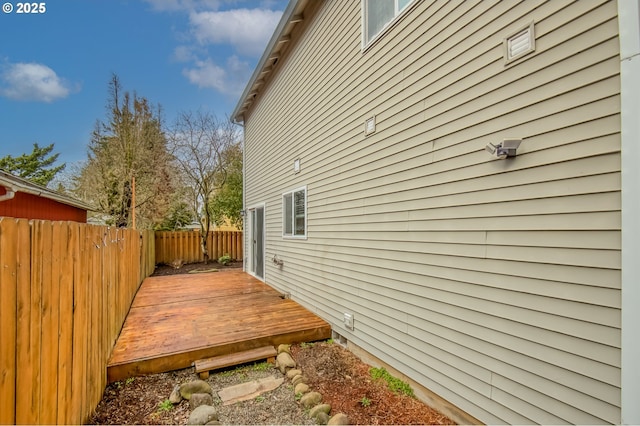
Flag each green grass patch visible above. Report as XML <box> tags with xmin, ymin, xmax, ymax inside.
<box><xmin>369</xmin><ymin>367</ymin><xmax>415</xmax><ymax>398</ymax></box>
<box><xmin>251</xmin><ymin>361</ymin><xmax>273</xmax><ymax>371</ymax></box>
<box><xmin>157</xmin><ymin>399</ymin><xmax>173</xmax><ymax>412</ymax></box>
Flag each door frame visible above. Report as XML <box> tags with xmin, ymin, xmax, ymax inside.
<box><xmin>247</xmin><ymin>203</ymin><xmax>266</xmax><ymax>281</ymax></box>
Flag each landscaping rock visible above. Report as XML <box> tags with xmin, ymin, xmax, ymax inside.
<box><xmin>277</xmin><ymin>344</ymin><xmax>291</xmax><ymax>354</ymax></box>
<box><xmin>286</xmin><ymin>368</ymin><xmax>302</xmax><ymax>379</ymax></box>
<box><xmin>294</xmin><ymin>382</ymin><xmax>310</xmax><ymax>395</ymax></box>
<box><xmin>309</xmin><ymin>403</ymin><xmax>332</xmax><ymax>419</ymax></box>
<box><xmin>292</xmin><ymin>374</ymin><xmax>307</xmax><ymax>386</ymax></box>
<box><xmin>315</xmin><ymin>411</ymin><xmax>330</xmax><ymax>425</ymax></box>
<box><xmin>169</xmin><ymin>385</ymin><xmax>182</xmax><ymax>403</ymax></box>
<box><xmin>328</xmin><ymin>413</ymin><xmax>350</xmax><ymax>425</ymax></box>
<box><xmin>187</xmin><ymin>405</ymin><xmax>218</xmax><ymax>425</ymax></box>
<box><xmin>275</xmin><ymin>352</ymin><xmax>296</xmax><ymax>374</ymax></box>
<box><xmin>189</xmin><ymin>392</ymin><xmax>214</xmax><ymax>409</ymax></box>
<box><xmin>180</xmin><ymin>380</ymin><xmax>213</xmax><ymax>400</ymax></box>
<box><xmin>218</xmin><ymin>376</ymin><xmax>284</xmax><ymax>405</ymax></box>
<box><xmin>300</xmin><ymin>391</ymin><xmax>322</xmax><ymax>408</ymax></box>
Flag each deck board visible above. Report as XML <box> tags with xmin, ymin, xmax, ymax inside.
<box><xmin>106</xmin><ymin>270</ymin><xmax>331</xmax><ymax>382</ymax></box>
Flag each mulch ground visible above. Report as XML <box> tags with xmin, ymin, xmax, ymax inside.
<box><xmin>151</xmin><ymin>260</ymin><xmax>243</xmax><ymax>276</ymax></box>
<box><xmin>292</xmin><ymin>341</ymin><xmax>454</xmax><ymax>425</ymax></box>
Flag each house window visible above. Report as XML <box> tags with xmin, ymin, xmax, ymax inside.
<box><xmin>283</xmin><ymin>186</ymin><xmax>306</xmax><ymax>238</ymax></box>
<box><xmin>363</xmin><ymin>0</ymin><xmax>414</xmax><ymax>46</ymax></box>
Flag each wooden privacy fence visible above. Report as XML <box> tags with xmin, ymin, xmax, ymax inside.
<box><xmin>0</xmin><ymin>218</ymin><xmax>155</xmax><ymax>425</ymax></box>
<box><xmin>155</xmin><ymin>230</ymin><xmax>243</xmax><ymax>264</ymax></box>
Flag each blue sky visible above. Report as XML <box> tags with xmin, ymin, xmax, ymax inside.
<box><xmin>0</xmin><ymin>0</ymin><xmax>286</xmax><ymax>167</ymax></box>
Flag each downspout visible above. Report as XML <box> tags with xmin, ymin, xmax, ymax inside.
<box><xmin>619</xmin><ymin>0</ymin><xmax>640</xmax><ymax>424</ymax></box>
<box><xmin>0</xmin><ymin>185</ymin><xmax>16</xmax><ymax>202</ymax></box>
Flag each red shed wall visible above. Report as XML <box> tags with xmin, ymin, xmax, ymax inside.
<box><xmin>0</xmin><ymin>187</ymin><xmax>87</xmax><ymax>222</ymax></box>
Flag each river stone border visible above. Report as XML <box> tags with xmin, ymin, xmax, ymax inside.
<box><xmin>170</xmin><ymin>343</ymin><xmax>351</xmax><ymax>425</ymax></box>
<box><xmin>276</xmin><ymin>344</ymin><xmax>350</xmax><ymax>425</ymax></box>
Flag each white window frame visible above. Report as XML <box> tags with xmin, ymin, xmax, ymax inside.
<box><xmin>362</xmin><ymin>0</ymin><xmax>416</xmax><ymax>50</ymax></box>
<box><xmin>282</xmin><ymin>186</ymin><xmax>307</xmax><ymax>239</ymax></box>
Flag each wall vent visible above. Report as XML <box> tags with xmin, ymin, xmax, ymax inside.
<box><xmin>343</xmin><ymin>312</ymin><xmax>354</xmax><ymax>330</ymax></box>
<box><xmin>504</xmin><ymin>22</ymin><xmax>535</xmax><ymax>63</ymax></box>
<box><xmin>332</xmin><ymin>330</ymin><xmax>348</xmax><ymax>347</ymax></box>
<box><xmin>365</xmin><ymin>116</ymin><xmax>376</xmax><ymax>135</ymax></box>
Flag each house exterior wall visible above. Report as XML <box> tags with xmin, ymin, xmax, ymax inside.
<box><xmin>0</xmin><ymin>187</ymin><xmax>87</xmax><ymax>222</ymax></box>
<box><xmin>242</xmin><ymin>0</ymin><xmax>621</xmax><ymax>423</ymax></box>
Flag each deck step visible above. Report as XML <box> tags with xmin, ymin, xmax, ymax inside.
<box><xmin>194</xmin><ymin>346</ymin><xmax>277</xmax><ymax>379</ymax></box>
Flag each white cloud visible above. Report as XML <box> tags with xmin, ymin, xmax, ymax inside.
<box><xmin>0</xmin><ymin>62</ymin><xmax>76</xmax><ymax>102</ymax></box>
<box><xmin>182</xmin><ymin>55</ymin><xmax>250</xmax><ymax>96</ymax></box>
<box><xmin>172</xmin><ymin>45</ymin><xmax>197</xmax><ymax>62</ymax></box>
<box><xmin>189</xmin><ymin>8</ymin><xmax>282</xmax><ymax>56</ymax></box>
<box><xmin>143</xmin><ymin>0</ymin><xmax>185</xmax><ymax>11</ymax></box>
<box><xmin>144</xmin><ymin>1</ymin><xmax>285</xmax><ymax>95</ymax></box>
<box><xmin>143</xmin><ymin>0</ymin><xmax>222</xmax><ymax>12</ymax></box>
<box><xmin>183</xmin><ymin>58</ymin><xmax>226</xmax><ymax>91</ymax></box>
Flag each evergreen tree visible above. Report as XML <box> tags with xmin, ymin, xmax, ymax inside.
<box><xmin>0</xmin><ymin>143</ymin><xmax>66</xmax><ymax>187</ymax></box>
<box><xmin>75</xmin><ymin>74</ymin><xmax>176</xmax><ymax>228</ymax></box>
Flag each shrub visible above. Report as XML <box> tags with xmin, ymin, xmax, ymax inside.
<box><xmin>369</xmin><ymin>366</ymin><xmax>415</xmax><ymax>397</ymax></box>
<box><xmin>157</xmin><ymin>399</ymin><xmax>173</xmax><ymax>412</ymax></box>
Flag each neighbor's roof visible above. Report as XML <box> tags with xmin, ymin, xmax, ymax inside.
<box><xmin>0</xmin><ymin>169</ymin><xmax>94</xmax><ymax>211</ymax></box>
<box><xmin>232</xmin><ymin>0</ymin><xmax>309</xmax><ymax>123</ymax></box>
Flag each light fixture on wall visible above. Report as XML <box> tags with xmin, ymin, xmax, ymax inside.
<box><xmin>294</xmin><ymin>158</ymin><xmax>301</xmax><ymax>174</ymax></box>
<box><xmin>486</xmin><ymin>138</ymin><xmax>522</xmax><ymax>158</ymax></box>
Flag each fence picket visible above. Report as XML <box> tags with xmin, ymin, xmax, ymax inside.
<box><xmin>56</xmin><ymin>223</ymin><xmax>74</xmax><ymax>424</ymax></box>
<box><xmin>40</xmin><ymin>221</ymin><xmax>58</xmax><ymax>424</ymax></box>
<box><xmin>154</xmin><ymin>230</ymin><xmax>243</xmax><ymax>265</ymax></box>
<box><xmin>0</xmin><ymin>218</ymin><xmax>18</xmax><ymax>425</ymax></box>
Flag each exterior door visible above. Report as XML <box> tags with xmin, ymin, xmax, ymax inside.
<box><xmin>250</xmin><ymin>206</ymin><xmax>264</xmax><ymax>279</ymax></box>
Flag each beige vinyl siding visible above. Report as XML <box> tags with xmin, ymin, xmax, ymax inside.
<box><xmin>243</xmin><ymin>0</ymin><xmax>621</xmax><ymax>423</ymax></box>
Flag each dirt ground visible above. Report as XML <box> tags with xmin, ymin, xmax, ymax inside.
<box><xmin>151</xmin><ymin>260</ymin><xmax>243</xmax><ymax>276</ymax></box>
<box><xmin>89</xmin><ymin>262</ymin><xmax>454</xmax><ymax>425</ymax></box>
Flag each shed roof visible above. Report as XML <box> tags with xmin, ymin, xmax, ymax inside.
<box><xmin>0</xmin><ymin>169</ymin><xmax>94</xmax><ymax>211</ymax></box>
<box><xmin>231</xmin><ymin>0</ymin><xmax>308</xmax><ymax>123</ymax></box>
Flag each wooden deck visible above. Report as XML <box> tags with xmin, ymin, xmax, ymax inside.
<box><xmin>106</xmin><ymin>270</ymin><xmax>331</xmax><ymax>382</ymax></box>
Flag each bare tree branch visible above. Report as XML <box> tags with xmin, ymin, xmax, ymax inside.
<box><xmin>167</xmin><ymin>110</ymin><xmax>241</xmax><ymax>263</ymax></box>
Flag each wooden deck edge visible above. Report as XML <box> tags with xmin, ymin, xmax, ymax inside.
<box><xmin>195</xmin><ymin>346</ymin><xmax>277</xmax><ymax>379</ymax></box>
<box><xmin>106</xmin><ymin>325</ymin><xmax>332</xmax><ymax>383</ymax></box>
<box><xmin>195</xmin><ymin>346</ymin><xmax>277</xmax><ymax>372</ymax></box>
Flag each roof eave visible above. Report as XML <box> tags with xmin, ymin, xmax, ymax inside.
<box><xmin>0</xmin><ymin>170</ymin><xmax>94</xmax><ymax>212</ymax></box>
<box><xmin>231</xmin><ymin>0</ymin><xmax>305</xmax><ymax>124</ymax></box>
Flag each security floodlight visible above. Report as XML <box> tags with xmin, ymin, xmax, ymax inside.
<box><xmin>485</xmin><ymin>142</ymin><xmax>498</xmax><ymax>155</ymax></box>
<box><xmin>486</xmin><ymin>138</ymin><xmax>522</xmax><ymax>158</ymax></box>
